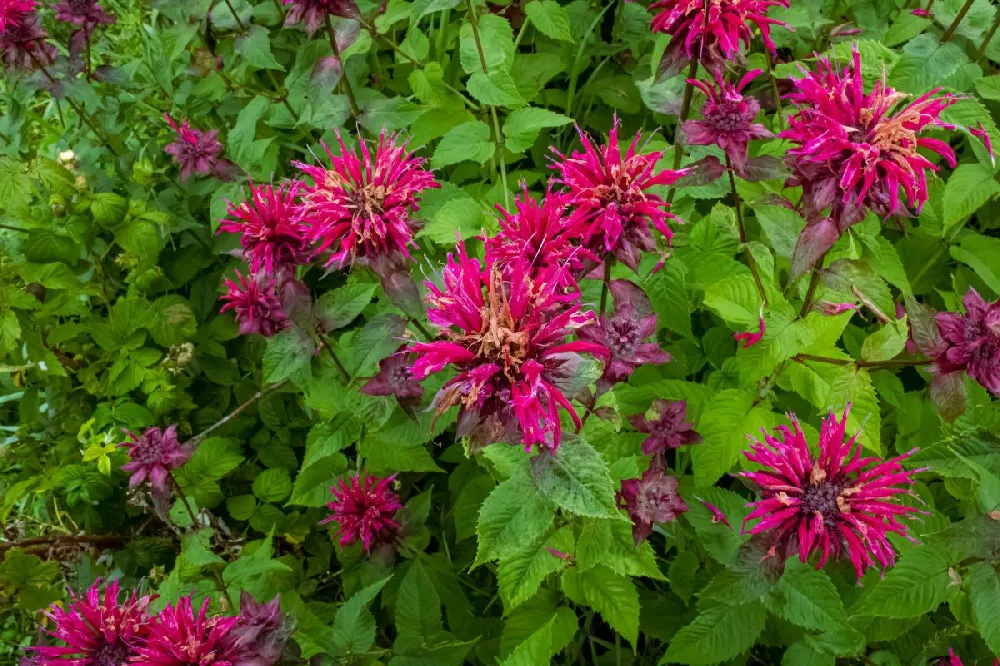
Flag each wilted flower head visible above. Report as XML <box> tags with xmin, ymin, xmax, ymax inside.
<box><xmin>33</xmin><ymin>579</ymin><xmax>153</xmax><ymax>666</ymax></box>
<box><xmin>52</xmin><ymin>0</ymin><xmax>114</xmax><ymax>27</ymax></box>
<box><xmin>320</xmin><ymin>473</ymin><xmax>403</xmax><ymax>552</ymax></box>
<box><xmin>219</xmin><ymin>271</ymin><xmax>290</xmax><ymax>338</ymax></box>
<box><xmin>629</xmin><ymin>399</ymin><xmax>702</xmax><ymax>455</ymax></box>
<box><xmin>734</xmin><ymin>316</ymin><xmax>766</xmax><ymax>348</ymax></box>
<box><xmin>782</xmin><ymin>46</ymin><xmax>957</xmax><ymax>231</ymax></box>
<box><xmin>132</xmin><ymin>596</ymin><xmax>238</xmax><ymax>666</ymax></box>
<box><xmin>618</xmin><ymin>458</ymin><xmax>689</xmax><ymax>544</ymax></box>
<box><xmin>682</xmin><ymin>69</ymin><xmax>773</xmax><ymax>173</ymax></box>
<box><xmin>164</xmin><ymin>113</ymin><xmax>238</xmax><ymax>182</ymax></box>
<box><xmin>410</xmin><ymin>244</ymin><xmax>609</xmax><ymax>452</ymax></box>
<box><xmin>487</xmin><ymin>184</ymin><xmax>594</xmax><ymax>276</ymax></box>
<box><xmin>219</xmin><ymin>181</ymin><xmax>310</xmax><ymax>278</ymax></box>
<box><xmin>935</xmin><ymin>287</ymin><xmax>1000</xmax><ymax>397</ymax></box>
<box><xmin>293</xmin><ymin>130</ymin><xmax>438</xmax><ymax>277</ymax></box>
<box><xmin>740</xmin><ymin>407</ymin><xmax>922</xmax><ymax>581</ymax></box>
<box><xmin>697</xmin><ymin>497</ymin><xmax>732</xmax><ymax>528</ymax></box>
<box><xmin>550</xmin><ymin>118</ymin><xmax>685</xmax><ymax>272</ymax></box>
<box><xmin>119</xmin><ymin>425</ymin><xmax>192</xmax><ymax>493</ymax></box>
<box><xmin>283</xmin><ymin>0</ymin><xmax>359</xmax><ymax>36</ymax></box>
<box><xmin>218</xmin><ymin>592</ymin><xmax>291</xmax><ymax>666</ymax></box>
<box><xmin>648</xmin><ymin>0</ymin><xmax>790</xmax><ymax>75</ymax></box>
<box><xmin>0</xmin><ymin>6</ymin><xmax>54</xmax><ymax>71</ymax></box>
<box><xmin>577</xmin><ymin>279</ymin><xmax>670</xmax><ymax>391</ymax></box>
<box><xmin>0</xmin><ymin>0</ymin><xmax>34</xmax><ymax>31</ymax></box>
<box><xmin>361</xmin><ymin>347</ymin><xmax>424</xmax><ymax>414</ymax></box>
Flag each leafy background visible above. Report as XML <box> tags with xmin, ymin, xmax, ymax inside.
<box><xmin>2</xmin><ymin>0</ymin><xmax>1000</xmax><ymax>663</ymax></box>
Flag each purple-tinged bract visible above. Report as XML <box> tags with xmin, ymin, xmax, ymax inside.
<box><xmin>409</xmin><ymin>244</ymin><xmax>609</xmax><ymax>452</ymax></box>
<box><xmin>219</xmin><ymin>181</ymin><xmax>311</xmax><ymax>278</ymax></box>
<box><xmin>550</xmin><ymin>118</ymin><xmax>685</xmax><ymax>272</ymax></box>
<box><xmin>52</xmin><ymin>0</ymin><xmax>114</xmax><ymax>27</ymax></box>
<box><xmin>629</xmin><ymin>399</ymin><xmax>702</xmax><ymax>456</ymax></box>
<box><xmin>164</xmin><ymin>113</ymin><xmax>237</xmax><ymax>182</ymax></box>
<box><xmin>740</xmin><ymin>407</ymin><xmax>922</xmax><ymax>581</ymax></box>
<box><xmin>320</xmin><ymin>473</ymin><xmax>403</xmax><ymax>552</ymax></box>
<box><xmin>132</xmin><ymin>596</ymin><xmax>239</xmax><ymax>666</ymax></box>
<box><xmin>218</xmin><ymin>592</ymin><xmax>291</xmax><ymax>666</ymax></box>
<box><xmin>935</xmin><ymin>287</ymin><xmax>1000</xmax><ymax>397</ymax></box>
<box><xmin>219</xmin><ymin>271</ymin><xmax>290</xmax><ymax>338</ymax></box>
<box><xmin>119</xmin><ymin>425</ymin><xmax>192</xmax><ymax>493</ymax></box>
<box><xmin>293</xmin><ymin>130</ymin><xmax>439</xmax><ymax>277</ymax></box>
<box><xmin>283</xmin><ymin>0</ymin><xmax>359</xmax><ymax>36</ymax></box>
<box><xmin>361</xmin><ymin>347</ymin><xmax>424</xmax><ymax>413</ymax></box>
<box><xmin>33</xmin><ymin>579</ymin><xmax>153</xmax><ymax>666</ymax></box>
<box><xmin>734</xmin><ymin>316</ymin><xmax>766</xmax><ymax>349</ymax></box>
<box><xmin>0</xmin><ymin>9</ymin><xmax>54</xmax><ymax>71</ymax></box>
<box><xmin>618</xmin><ymin>458</ymin><xmax>689</xmax><ymax>544</ymax></box>
<box><xmin>0</xmin><ymin>0</ymin><xmax>33</xmax><ymax>32</ymax></box>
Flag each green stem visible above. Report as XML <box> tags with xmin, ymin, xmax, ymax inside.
<box><xmin>29</xmin><ymin>50</ymin><xmax>118</xmax><ymax>153</ymax></box>
<box><xmin>223</xmin><ymin>0</ymin><xmax>247</xmax><ymax>31</ymax></box>
<box><xmin>667</xmin><ymin>58</ymin><xmax>700</xmax><ymax>203</ymax></box>
<box><xmin>563</xmin><ymin>2</ymin><xmax>616</xmax><ymax>119</ymax></box>
<box><xmin>599</xmin><ymin>258</ymin><xmax>613</xmax><ymax>316</ymax></box>
<box><xmin>169</xmin><ymin>471</ymin><xmax>200</xmax><ymax>528</ymax></box>
<box><xmin>409</xmin><ymin>318</ymin><xmax>433</xmax><ymax>341</ymax></box>
<box><xmin>189</xmin><ymin>379</ymin><xmax>289</xmax><ymax>447</ymax></box>
<box><xmin>976</xmin><ymin>10</ymin><xmax>1000</xmax><ymax>61</ymax></box>
<box><xmin>764</xmin><ymin>49</ymin><xmax>783</xmax><ymax>131</ymax></box>
<box><xmin>0</xmin><ymin>223</ymin><xmax>28</xmax><ymax>232</ymax></box>
<box><xmin>727</xmin><ymin>154</ymin><xmax>768</xmax><ymax>307</ymax></box>
<box><xmin>794</xmin><ymin>354</ymin><xmax>933</xmax><ymax>370</ymax></box>
<box><xmin>326</xmin><ymin>16</ymin><xmax>361</xmax><ymax>117</ymax></box>
<box><xmin>465</xmin><ymin>0</ymin><xmax>509</xmax><ymax>207</ymax></box>
<box><xmin>799</xmin><ymin>264</ymin><xmax>823</xmax><ymax>318</ymax></box>
<box><xmin>264</xmin><ymin>69</ymin><xmax>296</xmax><ymax>117</ymax></box>
<box><xmin>941</xmin><ymin>0</ymin><xmax>975</xmax><ymax>41</ymax></box>
<box><xmin>320</xmin><ymin>333</ymin><xmax>352</xmax><ymax>382</ymax></box>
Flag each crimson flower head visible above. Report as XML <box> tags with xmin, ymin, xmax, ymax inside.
<box><xmin>550</xmin><ymin>118</ymin><xmax>685</xmax><ymax>272</ymax></box>
<box><xmin>132</xmin><ymin>596</ymin><xmax>239</xmax><ymax>666</ymax></box>
<box><xmin>486</xmin><ymin>185</ymin><xmax>594</xmax><ymax>276</ymax></box>
<box><xmin>119</xmin><ymin>425</ymin><xmax>192</xmax><ymax>494</ymax></box>
<box><xmin>362</xmin><ymin>347</ymin><xmax>424</xmax><ymax>414</ymax></box>
<box><xmin>577</xmin><ymin>279</ymin><xmax>670</xmax><ymax>391</ymax></box>
<box><xmin>410</xmin><ymin>244</ymin><xmax>609</xmax><ymax>452</ymax></box>
<box><xmin>682</xmin><ymin>69</ymin><xmax>773</xmax><ymax>173</ymax></box>
<box><xmin>935</xmin><ymin>287</ymin><xmax>1000</xmax><ymax>397</ymax></box>
<box><xmin>0</xmin><ymin>5</ymin><xmax>54</xmax><ymax>71</ymax></box>
<box><xmin>942</xmin><ymin>649</ymin><xmax>1000</xmax><ymax>666</ymax></box>
<box><xmin>218</xmin><ymin>592</ymin><xmax>291</xmax><ymax>666</ymax></box>
<box><xmin>52</xmin><ymin>0</ymin><xmax>114</xmax><ymax>27</ymax></box>
<box><xmin>781</xmin><ymin>46</ymin><xmax>957</xmax><ymax>231</ymax></box>
<box><xmin>740</xmin><ymin>407</ymin><xmax>923</xmax><ymax>582</ymax></box>
<box><xmin>735</xmin><ymin>316</ymin><xmax>766</xmax><ymax>348</ymax></box>
<box><xmin>971</xmin><ymin>122</ymin><xmax>995</xmax><ymax>167</ymax></box>
<box><xmin>219</xmin><ymin>271</ymin><xmax>290</xmax><ymax>338</ymax></box>
<box><xmin>219</xmin><ymin>181</ymin><xmax>310</xmax><ymax>278</ymax></box>
<box><xmin>618</xmin><ymin>458</ymin><xmax>689</xmax><ymax>544</ymax></box>
<box><xmin>320</xmin><ymin>473</ymin><xmax>403</xmax><ymax>552</ymax></box>
<box><xmin>283</xmin><ymin>0</ymin><xmax>359</xmax><ymax>36</ymax></box>
<box><xmin>648</xmin><ymin>0</ymin><xmax>789</xmax><ymax>74</ymax></box>
<box><xmin>164</xmin><ymin>113</ymin><xmax>238</xmax><ymax>182</ymax></box>
<box><xmin>293</xmin><ymin>130</ymin><xmax>439</xmax><ymax>278</ymax></box>
<box><xmin>0</xmin><ymin>0</ymin><xmax>34</xmax><ymax>31</ymax></box>
<box><xmin>33</xmin><ymin>579</ymin><xmax>154</xmax><ymax>666</ymax></box>
<box><xmin>630</xmin><ymin>399</ymin><xmax>702</xmax><ymax>456</ymax></box>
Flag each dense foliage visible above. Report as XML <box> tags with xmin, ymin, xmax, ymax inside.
<box><xmin>3</xmin><ymin>0</ymin><xmax>1000</xmax><ymax>663</ymax></box>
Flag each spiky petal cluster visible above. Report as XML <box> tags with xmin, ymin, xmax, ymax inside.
<box><xmin>132</xmin><ymin>596</ymin><xmax>239</xmax><ymax>666</ymax></box>
<box><xmin>293</xmin><ymin>130</ymin><xmax>439</xmax><ymax>277</ymax></box>
<box><xmin>550</xmin><ymin>119</ymin><xmax>685</xmax><ymax>272</ymax></box>
<box><xmin>648</xmin><ymin>0</ymin><xmax>789</xmax><ymax>74</ymax></box>
<box><xmin>941</xmin><ymin>649</ymin><xmax>1000</xmax><ymax>666</ymax></box>
<box><xmin>320</xmin><ymin>473</ymin><xmax>403</xmax><ymax>552</ymax></box>
<box><xmin>33</xmin><ymin>579</ymin><xmax>154</xmax><ymax>666</ymax></box>
<box><xmin>781</xmin><ymin>46</ymin><xmax>957</xmax><ymax>230</ymax></box>
<box><xmin>218</xmin><ymin>592</ymin><xmax>291</xmax><ymax>666</ymax></box>
<box><xmin>0</xmin><ymin>0</ymin><xmax>34</xmax><ymax>31</ymax></box>
<box><xmin>219</xmin><ymin>271</ymin><xmax>289</xmax><ymax>338</ymax></box>
<box><xmin>119</xmin><ymin>425</ymin><xmax>192</xmax><ymax>494</ymax></box>
<box><xmin>740</xmin><ymin>407</ymin><xmax>922</xmax><ymax>581</ymax></box>
<box><xmin>618</xmin><ymin>459</ymin><xmax>689</xmax><ymax>544</ymax></box>
<box><xmin>0</xmin><ymin>1</ymin><xmax>54</xmax><ymax>71</ymax></box>
<box><xmin>52</xmin><ymin>0</ymin><xmax>114</xmax><ymax>28</ymax></box>
<box><xmin>629</xmin><ymin>399</ymin><xmax>702</xmax><ymax>456</ymax></box>
<box><xmin>410</xmin><ymin>244</ymin><xmax>609</xmax><ymax>452</ymax></box>
<box><xmin>935</xmin><ymin>287</ymin><xmax>1000</xmax><ymax>397</ymax></box>
<box><xmin>283</xmin><ymin>0</ymin><xmax>359</xmax><ymax>36</ymax></box>
<box><xmin>682</xmin><ymin>69</ymin><xmax>773</xmax><ymax>173</ymax></box>
<box><xmin>163</xmin><ymin>114</ymin><xmax>238</xmax><ymax>182</ymax></box>
<box><xmin>219</xmin><ymin>182</ymin><xmax>311</xmax><ymax>278</ymax></box>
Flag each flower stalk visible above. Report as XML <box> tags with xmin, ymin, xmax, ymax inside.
<box><xmin>726</xmin><ymin>154</ymin><xmax>768</xmax><ymax>307</ymax></box>
<box><xmin>326</xmin><ymin>15</ymin><xmax>360</xmax><ymax>117</ymax></box>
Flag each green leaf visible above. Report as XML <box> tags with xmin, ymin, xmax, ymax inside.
<box><xmin>782</xmin><ymin>642</ymin><xmax>836</xmax><ymax>666</ymax></box>
<box><xmin>769</xmin><ymin>561</ymin><xmax>848</xmax><ymax>632</ymax></box>
<box><xmin>942</xmin><ymin>164</ymin><xmax>1000</xmax><ymax>235</ymax></box>
<box><xmin>502</xmin><ymin>616</ymin><xmax>557</xmax><ymax>666</ymax></box>
<box><xmin>824</xmin><ymin>367</ymin><xmax>881</xmax><ymax>455</ymax></box>
<box><xmin>433</xmin><ymin>121</ymin><xmax>495</xmax><ymax>167</ymax></box>
<box><xmin>239</xmin><ymin>25</ymin><xmax>282</xmax><ymax>70</ymax></box>
<box><xmin>691</xmin><ymin>390</ymin><xmax>770</xmax><ymax>486</ymax></box>
<box><xmin>751</xmin><ymin>204</ymin><xmax>805</xmax><ymax>259</ymax></box>
<box><xmin>289</xmin><ymin>454</ymin><xmax>347</xmax><ymax>507</ymax></box>
<box><xmin>645</xmin><ymin>260</ymin><xmax>693</xmax><ymax>340</ymax></box>
<box><xmin>304</xmin><ymin>419</ymin><xmax>360</xmax><ymax>468</ymax></box>
<box><xmin>703</xmin><ymin>274</ymin><xmax>764</xmax><ymax>326</ymax></box>
<box><xmin>22</xmin><ymin>230</ymin><xmax>78</xmax><ymax>264</ymax></box>
<box><xmin>314</xmin><ymin>284</ymin><xmax>377</xmax><ymax>330</ymax></box>
<box><xmin>226</xmin><ymin>494</ymin><xmax>257</xmax><ymax>521</ymax></box>
<box><xmin>951</xmin><ymin>233</ymin><xmax>1000</xmax><ymax>294</ymax></box>
<box><xmin>967</xmin><ymin>561</ymin><xmax>1000</xmax><ymax>655</ymax></box>
<box><xmin>418</xmin><ymin>197</ymin><xmax>487</xmax><ymax>243</ymax></box>
<box><xmin>529</xmin><ymin>435</ymin><xmax>619</xmax><ymax>518</ymax></box>
<box><xmin>576</xmin><ymin>519</ymin><xmax>612</xmax><ymax>572</ymax></box>
<box><xmin>395</xmin><ymin>559</ymin><xmax>443</xmax><ymax>643</ymax></box>
<box><xmin>661</xmin><ymin>601</ymin><xmax>766</xmax><ymax>665</ymax></box>
<box><xmin>252</xmin><ymin>468</ymin><xmax>292</xmax><ymax>503</ymax></box>
<box><xmin>976</xmin><ymin>75</ymin><xmax>1000</xmax><ymax>100</ymax></box>
<box><xmin>467</xmin><ymin>70</ymin><xmax>527</xmax><ymax>108</ymax></box>
<box><xmin>860</xmin><ymin>316</ymin><xmax>908</xmax><ymax>362</ymax></box>
<box><xmin>148</xmin><ymin>295</ymin><xmax>197</xmax><ymax>347</ymax></box>
<box><xmin>222</xmin><ymin>534</ymin><xmax>292</xmax><ymax>602</ymax></box>
<box><xmin>855</xmin><ymin>546</ymin><xmax>953</xmax><ymax>617</ymax></box>
<box><xmin>459</xmin><ymin>14</ymin><xmax>515</xmax><ymax>75</ymax></box>
<box><xmin>349</xmin><ymin>314</ymin><xmax>407</xmax><ymax>376</ymax></box>
<box><xmin>263</xmin><ymin>328</ymin><xmax>316</xmax><ymax>384</ymax></box>
<box><xmin>561</xmin><ymin>566</ymin><xmax>640</xmax><ymax>648</ymax></box>
<box><xmin>502</xmin><ymin>107</ymin><xmax>573</xmax><ymax>153</ymax></box>
<box><xmin>0</xmin><ymin>156</ymin><xmax>32</xmax><ymax>214</ymax></box>
<box><xmin>524</xmin><ymin>0</ymin><xmax>573</xmax><ymax>41</ymax></box>
<box><xmin>497</xmin><ymin>526</ymin><xmax>573</xmax><ymax>611</ymax></box>
<box><xmin>604</xmin><ymin>521</ymin><xmax>666</xmax><ymax>580</ymax></box>
<box><xmin>475</xmin><ymin>465</ymin><xmax>555</xmax><ymax>565</ymax></box>
<box><xmin>331</xmin><ymin>577</ymin><xmax>392</xmax><ymax>657</ymax></box>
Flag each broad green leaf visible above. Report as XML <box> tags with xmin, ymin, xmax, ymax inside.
<box><xmin>252</xmin><ymin>468</ymin><xmax>292</xmax><ymax>503</ymax></box>
<box><xmin>330</xmin><ymin>577</ymin><xmax>392</xmax><ymax>657</ymax></box>
<box><xmin>432</xmin><ymin>121</ymin><xmax>495</xmax><ymax>167</ymax></box>
<box><xmin>824</xmin><ymin>368</ymin><xmax>881</xmax><ymax>455</ymax></box>
<box><xmin>661</xmin><ymin>601</ymin><xmax>766</xmax><ymax>665</ymax></box>
<box><xmin>395</xmin><ymin>560</ymin><xmax>443</xmax><ymax>643</ymax></box>
<box><xmin>263</xmin><ymin>329</ymin><xmax>316</xmax><ymax>384</ymax></box>
<box><xmin>497</xmin><ymin>526</ymin><xmax>573</xmax><ymax>611</ymax></box>
<box><xmin>968</xmin><ymin>561</ymin><xmax>1000</xmax><ymax>655</ymax></box>
<box><xmin>459</xmin><ymin>14</ymin><xmax>515</xmax><ymax>75</ymax></box>
<box><xmin>0</xmin><ymin>156</ymin><xmax>32</xmax><ymax>214</ymax></box>
<box><xmin>855</xmin><ymin>546</ymin><xmax>953</xmax><ymax>617</ymax></box>
<box><xmin>691</xmin><ymin>390</ymin><xmax>770</xmax><ymax>486</ymax></box>
<box><xmin>702</xmin><ymin>274</ymin><xmax>763</xmax><ymax>326</ymax></box>
<box><xmin>860</xmin><ymin>316</ymin><xmax>908</xmax><ymax>362</ymax></box>
<box><xmin>951</xmin><ymin>233</ymin><xmax>1000</xmax><ymax>294</ymax></box>
<box><xmin>561</xmin><ymin>566</ymin><xmax>639</xmax><ymax>647</ymax></box>
<box><xmin>529</xmin><ymin>435</ymin><xmax>618</xmax><ymax>518</ymax></box>
<box><xmin>942</xmin><ymin>164</ymin><xmax>1000</xmax><ymax>235</ymax></box>
<box><xmin>645</xmin><ymin>260</ymin><xmax>693</xmax><ymax>339</ymax></box>
<box><xmin>769</xmin><ymin>561</ymin><xmax>847</xmax><ymax>632</ymax></box>
<box><xmin>418</xmin><ymin>197</ymin><xmax>487</xmax><ymax>243</ymax></box>
<box><xmin>502</xmin><ymin>107</ymin><xmax>573</xmax><ymax>153</ymax></box>
<box><xmin>475</xmin><ymin>466</ymin><xmax>555</xmax><ymax>565</ymax></box>
<box><xmin>782</xmin><ymin>642</ymin><xmax>836</xmax><ymax>666</ymax></box>
<box><xmin>289</xmin><ymin>454</ymin><xmax>347</xmax><ymax>507</ymax></box>
<box><xmin>239</xmin><ymin>25</ymin><xmax>282</xmax><ymax>70</ymax></box>
<box><xmin>524</xmin><ymin>0</ymin><xmax>573</xmax><ymax>42</ymax></box>
<box><xmin>502</xmin><ymin>616</ymin><xmax>557</xmax><ymax>666</ymax></box>
<box><xmin>314</xmin><ymin>284</ymin><xmax>377</xmax><ymax>330</ymax></box>
<box><xmin>467</xmin><ymin>71</ymin><xmax>527</xmax><ymax>108</ymax></box>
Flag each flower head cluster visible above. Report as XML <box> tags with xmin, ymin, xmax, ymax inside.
<box><xmin>362</xmin><ymin>346</ymin><xmax>424</xmax><ymax>414</ymax></box>
<box><xmin>682</xmin><ymin>69</ymin><xmax>773</xmax><ymax>173</ymax></box>
<box><xmin>740</xmin><ymin>407</ymin><xmax>923</xmax><ymax>581</ymax></box>
<box><xmin>219</xmin><ymin>270</ymin><xmax>290</xmax><ymax>338</ymax></box>
<box><xmin>164</xmin><ymin>113</ymin><xmax>238</xmax><ymax>182</ymax></box>
<box><xmin>320</xmin><ymin>473</ymin><xmax>403</xmax><ymax>552</ymax></box>
<box><xmin>293</xmin><ymin>129</ymin><xmax>439</xmax><ymax>277</ymax></box>
<box><xmin>630</xmin><ymin>399</ymin><xmax>702</xmax><ymax>456</ymax></box>
<box><xmin>618</xmin><ymin>458</ymin><xmax>689</xmax><ymax>544</ymax></box>
<box><xmin>219</xmin><ymin>181</ymin><xmax>311</xmax><ymax>278</ymax></box>
<box><xmin>0</xmin><ymin>0</ymin><xmax>54</xmax><ymax>71</ymax></box>
<box><xmin>219</xmin><ymin>592</ymin><xmax>292</xmax><ymax>666</ymax></box>
<box><xmin>0</xmin><ymin>0</ymin><xmax>34</xmax><ymax>31</ymax></box>
<box><xmin>550</xmin><ymin>119</ymin><xmax>685</xmax><ymax>272</ymax></box>
<box><xmin>410</xmin><ymin>244</ymin><xmax>609</xmax><ymax>452</ymax></box>
<box><xmin>132</xmin><ymin>596</ymin><xmax>239</xmax><ymax>666</ymax></box>
<box><xmin>283</xmin><ymin>0</ymin><xmax>359</xmax><ymax>36</ymax></box>
<box><xmin>32</xmin><ymin>579</ymin><xmax>154</xmax><ymax>666</ymax></box>
<box><xmin>119</xmin><ymin>425</ymin><xmax>193</xmax><ymax>494</ymax></box>
<box><xmin>935</xmin><ymin>287</ymin><xmax>1000</xmax><ymax>397</ymax></box>
<box><xmin>648</xmin><ymin>0</ymin><xmax>789</xmax><ymax>74</ymax></box>
<box><xmin>782</xmin><ymin>46</ymin><xmax>957</xmax><ymax>230</ymax></box>
<box><xmin>52</xmin><ymin>0</ymin><xmax>114</xmax><ymax>29</ymax></box>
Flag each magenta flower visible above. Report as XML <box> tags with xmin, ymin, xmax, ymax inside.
<box><xmin>782</xmin><ymin>46</ymin><xmax>957</xmax><ymax>233</ymax></box>
<box><xmin>219</xmin><ymin>181</ymin><xmax>311</xmax><ymax>278</ymax></box>
<box><xmin>629</xmin><ymin>399</ymin><xmax>702</xmax><ymax>456</ymax></box>
<box><xmin>734</xmin><ymin>316</ymin><xmax>766</xmax><ymax>348</ymax></box>
<box><xmin>361</xmin><ymin>347</ymin><xmax>424</xmax><ymax>414</ymax></box>
<box><xmin>283</xmin><ymin>0</ymin><xmax>359</xmax><ymax>36</ymax></box>
<box><xmin>410</xmin><ymin>244</ymin><xmax>609</xmax><ymax>452</ymax></box>
<box><xmin>0</xmin><ymin>8</ymin><xmax>54</xmax><ymax>71</ymax></box>
<box><xmin>218</xmin><ymin>592</ymin><xmax>290</xmax><ymax>666</ymax></box>
<box><xmin>910</xmin><ymin>7</ymin><xmax>932</xmax><ymax>16</ymax></box>
<box><xmin>52</xmin><ymin>0</ymin><xmax>114</xmax><ymax>27</ymax></box>
<box><xmin>935</xmin><ymin>287</ymin><xmax>1000</xmax><ymax>397</ymax></box>
<box><xmin>164</xmin><ymin>113</ymin><xmax>238</xmax><ymax>182</ymax></box>
<box><xmin>942</xmin><ymin>649</ymin><xmax>999</xmax><ymax>666</ymax></box>
<box><xmin>648</xmin><ymin>0</ymin><xmax>789</xmax><ymax>75</ymax></box>
<box><xmin>487</xmin><ymin>185</ymin><xmax>595</xmax><ymax>276</ymax></box>
<box><xmin>33</xmin><ymin>579</ymin><xmax>153</xmax><ymax>666</ymax></box>
<box><xmin>0</xmin><ymin>0</ymin><xmax>33</xmax><ymax>31</ymax></box>
<box><xmin>971</xmin><ymin>122</ymin><xmax>995</xmax><ymax>167</ymax></box>
<box><xmin>618</xmin><ymin>458</ymin><xmax>689</xmax><ymax>544</ymax></box>
<box><xmin>293</xmin><ymin>130</ymin><xmax>439</xmax><ymax>278</ymax></box>
<box><xmin>577</xmin><ymin>279</ymin><xmax>671</xmax><ymax>391</ymax></box>
<box><xmin>320</xmin><ymin>473</ymin><xmax>403</xmax><ymax>552</ymax></box>
<box><xmin>550</xmin><ymin>118</ymin><xmax>685</xmax><ymax>272</ymax></box>
<box><xmin>119</xmin><ymin>425</ymin><xmax>193</xmax><ymax>493</ymax></box>
<box><xmin>682</xmin><ymin>69</ymin><xmax>773</xmax><ymax>173</ymax></box>
<box><xmin>219</xmin><ymin>271</ymin><xmax>290</xmax><ymax>338</ymax></box>
<box><xmin>132</xmin><ymin>596</ymin><xmax>239</xmax><ymax>666</ymax></box>
<box><xmin>740</xmin><ymin>407</ymin><xmax>923</xmax><ymax>581</ymax></box>
<box><xmin>821</xmin><ymin>301</ymin><xmax>858</xmax><ymax>315</ymax></box>
<box><xmin>697</xmin><ymin>497</ymin><xmax>732</xmax><ymax>529</ymax></box>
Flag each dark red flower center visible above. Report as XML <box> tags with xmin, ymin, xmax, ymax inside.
<box><xmin>605</xmin><ymin>314</ymin><xmax>641</xmax><ymax>358</ymax></box>
<box><xmin>799</xmin><ymin>478</ymin><xmax>848</xmax><ymax>520</ymax></box>
<box><xmin>132</xmin><ymin>437</ymin><xmax>164</xmax><ymax>464</ymax></box>
<box><xmin>94</xmin><ymin>640</ymin><xmax>130</xmax><ymax>666</ymax></box>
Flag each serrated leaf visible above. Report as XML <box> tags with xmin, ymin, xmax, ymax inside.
<box><xmin>252</xmin><ymin>468</ymin><xmax>292</xmax><ymax>503</ymax></box>
<box><xmin>459</xmin><ymin>14</ymin><xmax>515</xmax><ymax>75</ymax></box>
<box><xmin>769</xmin><ymin>561</ymin><xmax>847</xmax><ymax>632</ymax></box>
<box><xmin>502</xmin><ymin>616</ymin><xmax>557</xmax><ymax>666</ymax></box>
<box><xmin>860</xmin><ymin>317</ymin><xmax>908</xmax><ymax>362</ymax></box>
<box><xmin>498</xmin><ymin>526</ymin><xmax>573</xmax><ymax>611</ymax></box>
<box><xmin>476</xmin><ymin>466</ymin><xmax>555</xmax><ymax>565</ymax></box>
<box><xmin>433</xmin><ymin>120</ymin><xmax>495</xmax><ymax>167</ymax></box>
<box><xmin>661</xmin><ymin>601</ymin><xmax>766</xmax><ymax>665</ymax></box>
<box><xmin>418</xmin><ymin>197</ymin><xmax>486</xmax><ymax>243</ymax></box>
<box><xmin>530</xmin><ymin>435</ymin><xmax>618</xmax><ymax>518</ymax></box>
<box><xmin>855</xmin><ymin>546</ymin><xmax>952</xmax><ymax>617</ymax></box>
<box><xmin>950</xmin><ymin>233</ymin><xmax>1000</xmax><ymax>294</ymax></box>
<box><xmin>967</xmin><ymin>561</ymin><xmax>1000</xmax><ymax>655</ymax></box>
<box><xmin>561</xmin><ymin>566</ymin><xmax>639</xmax><ymax>647</ymax></box>
<box><xmin>942</xmin><ymin>164</ymin><xmax>1000</xmax><ymax>235</ymax></box>
<box><xmin>395</xmin><ymin>560</ymin><xmax>442</xmax><ymax>643</ymax></box>
<box><xmin>289</xmin><ymin>454</ymin><xmax>347</xmax><ymax>507</ymax></box>
<box><xmin>330</xmin><ymin>577</ymin><xmax>391</xmax><ymax>657</ymax></box>
<box><xmin>314</xmin><ymin>284</ymin><xmax>376</xmax><ymax>330</ymax></box>
<box><xmin>502</xmin><ymin>107</ymin><xmax>573</xmax><ymax>153</ymax></box>
<box><xmin>702</xmin><ymin>274</ymin><xmax>763</xmax><ymax>326</ymax></box>
<box><xmin>263</xmin><ymin>328</ymin><xmax>316</xmax><ymax>384</ymax></box>
<box><xmin>824</xmin><ymin>368</ymin><xmax>880</xmax><ymax>455</ymax></box>
<box><xmin>524</xmin><ymin>0</ymin><xmax>573</xmax><ymax>41</ymax></box>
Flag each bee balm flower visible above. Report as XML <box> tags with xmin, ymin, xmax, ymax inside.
<box><xmin>132</xmin><ymin>596</ymin><xmax>239</xmax><ymax>666</ymax></box>
<box><xmin>219</xmin><ymin>181</ymin><xmax>310</xmax><ymax>278</ymax></box>
<box><xmin>119</xmin><ymin>425</ymin><xmax>193</xmax><ymax>494</ymax></box>
<box><xmin>320</xmin><ymin>473</ymin><xmax>403</xmax><ymax>552</ymax></box>
<box><xmin>618</xmin><ymin>458</ymin><xmax>689</xmax><ymax>544</ymax></box>
<box><xmin>219</xmin><ymin>271</ymin><xmax>290</xmax><ymax>338</ymax></box>
<box><xmin>935</xmin><ymin>287</ymin><xmax>1000</xmax><ymax>397</ymax></box>
<box><xmin>283</xmin><ymin>0</ymin><xmax>359</xmax><ymax>36</ymax></box>
<box><xmin>164</xmin><ymin>114</ymin><xmax>238</xmax><ymax>182</ymax></box>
